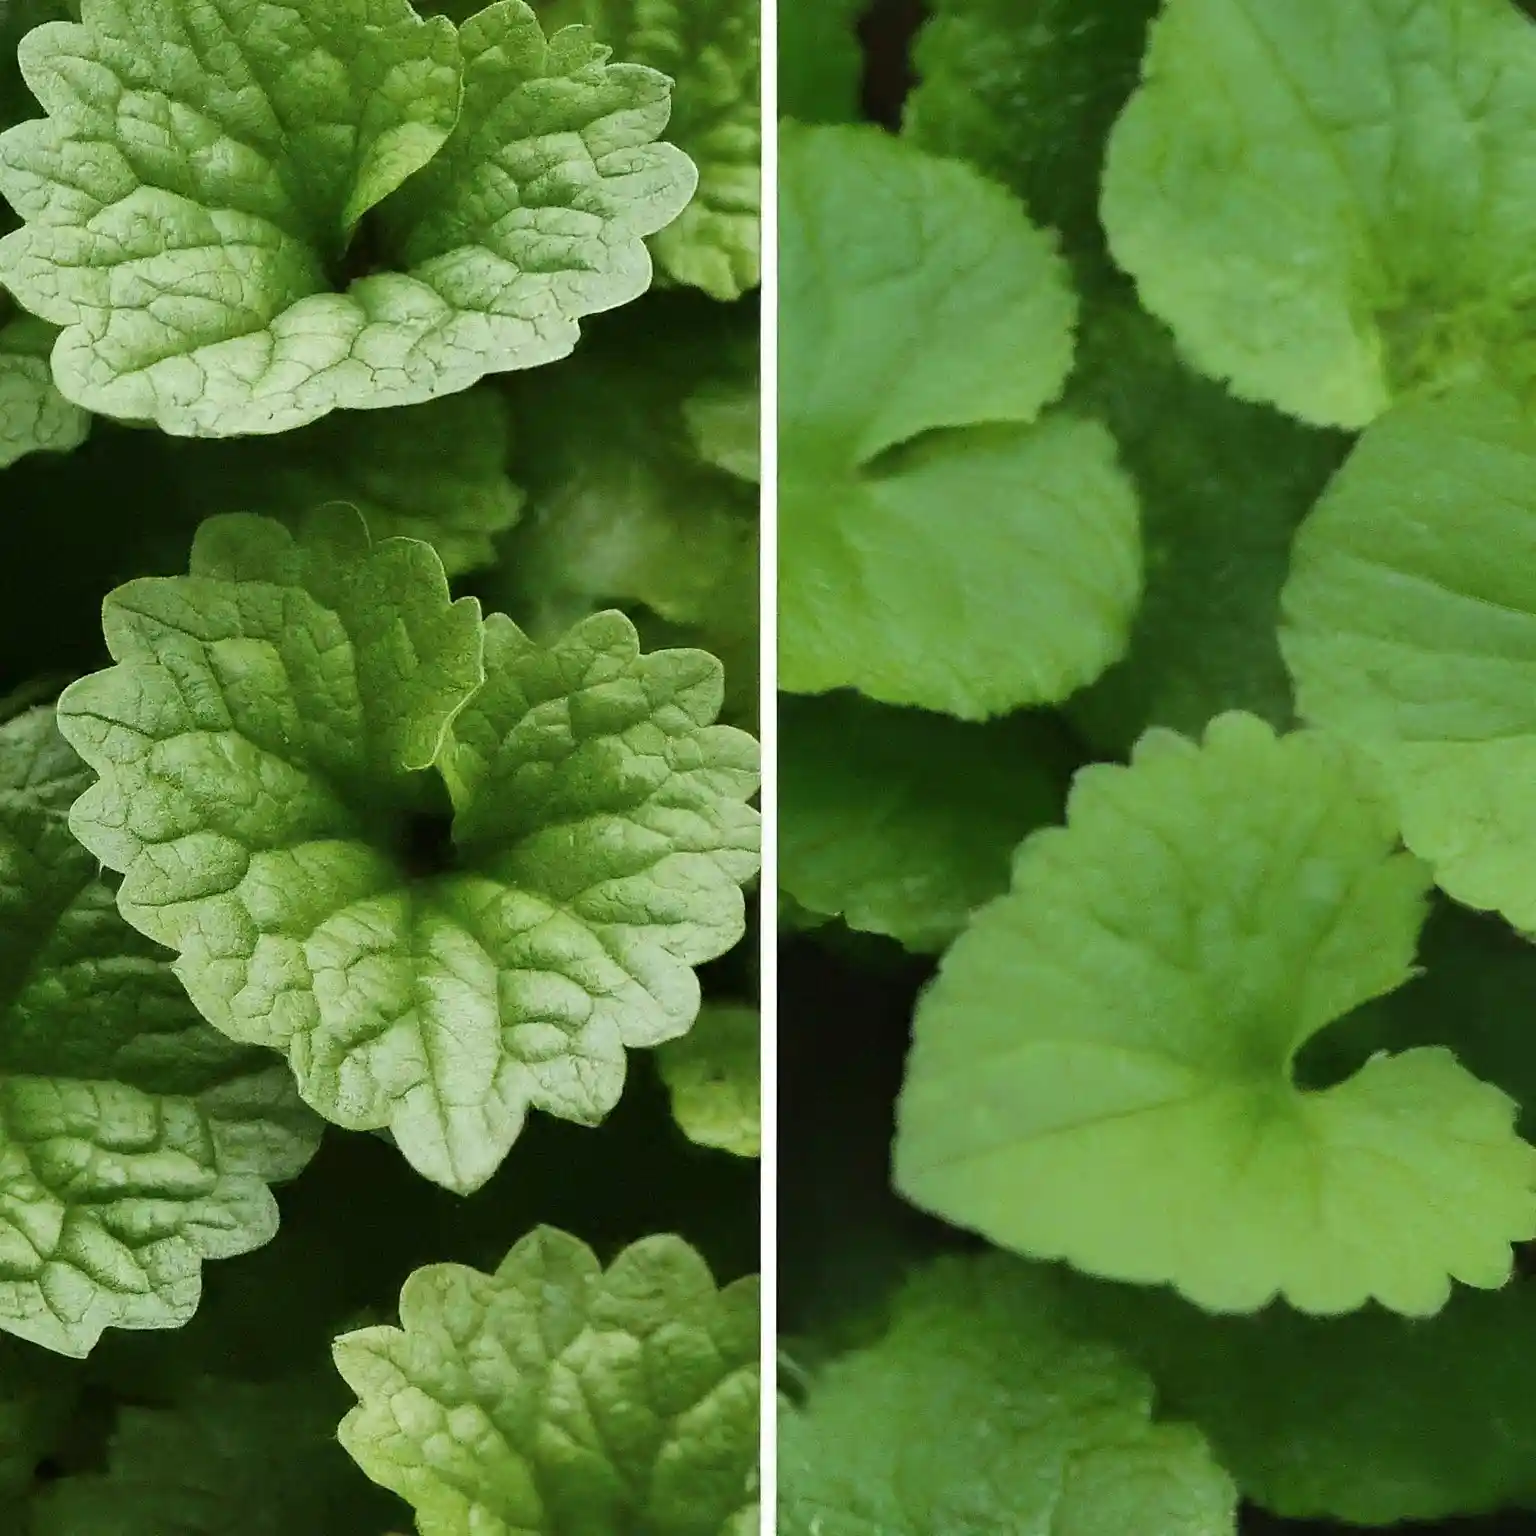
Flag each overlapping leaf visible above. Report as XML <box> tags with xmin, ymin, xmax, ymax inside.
<box><xmin>1102</xmin><ymin>0</ymin><xmax>1536</xmax><ymax>428</ymax></box>
<box><xmin>0</xmin><ymin>0</ymin><xmax>696</xmax><ymax>435</ymax></box>
<box><xmin>56</xmin><ymin>508</ymin><xmax>759</xmax><ymax>1193</ymax></box>
<box><xmin>896</xmin><ymin>712</ymin><xmax>1536</xmax><ymax>1316</ymax></box>
<box><xmin>780</xmin><ymin>1253</ymin><xmax>1237</xmax><ymax>1535</ymax></box>
<box><xmin>0</xmin><ymin>707</ymin><xmax>320</xmax><ymax>1356</ymax></box>
<box><xmin>780</xmin><ymin>123</ymin><xmax>1140</xmax><ymax>719</ymax></box>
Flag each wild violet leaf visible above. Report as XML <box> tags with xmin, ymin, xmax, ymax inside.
<box><xmin>1102</xmin><ymin>0</ymin><xmax>1536</xmax><ymax>429</ymax></box>
<box><xmin>780</xmin><ymin>124</ymin><xmax>1140</xmax><ymax>719</ymax></box>
<box><xmin>1282</xmin><ymin>385</ymin><xmax>1536</xmax><ymax>931</ymax></box>
<box><xmin>895</xmin><ymin>712</ymin><xmax>1536</xmax><ymax>1317</ymax></box>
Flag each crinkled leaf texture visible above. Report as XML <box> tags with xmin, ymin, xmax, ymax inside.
<box><xmin>1069</xmin><ymin>1269</ymin><xmax>1536</xmax><ymax>1527</ymax></box>
<box><xmin>31</xmin><ymin>1370</ymin><xmax>404</xmax><ymax>1535</ymax></box>
<box><xmin>895</xmin><ymin>712</ymin><xmax>1536</xmax><ymax>1317</ymax></box>
<box><xmin>780</xmin><ymin>692</ymin><xmax>1066</xmax><ymax>952</ymax></box>
<box><xmin>1102</xmin><ymin>0</ymin><xmax>1536</xmax><ymax>429</ymax></box>
<box><xmin>656</xmin><ymin>1002</ymin><xmax>759</xmax><ymax>1157</ymax></box>
<box><xmin>0</xmin><ymin>707</ymin><xmax>321</xmax><ymax>1357</ymax></box>
<box><xmin>779</xmin><ymin>1253</ymin><xmax>1237</xmax><ymax>1536</ymax></box>
<box><xmin>545</xmin><ymin>0</ymin><xmax>759</xmax><ymax>300</ymax></box>
<box><xmin>334</xmin><ymin>1225</ymin><xmax>760</xmax><ymax>1536</ymax></box>
<box><xmin>174</xmin><ymin>387</ymin><xmax>523</xmax><ymax>577</ymax></box>
<box><xmin>55</xmin><ymin>507</ymin><xmax>760</xmax><ymax>1194</ymax></box>
<box><xmin>0</xmin><ymin>0</ymin><xmax>697</xmax><ymax>436</ymax></box>
<box><xmin>0</xmin><ymin>311</ymin><xmax>88</xmax><ymax>467</ymax></box>
<box><xmin>779</xmin><ymin>123</ymin><xmax>1140</xmax><ymax>719</ymax></box>
<box><xmin>1283</xmin><ymin>385</ymin><xmax>1536</xmax><ymax>932</ymax></box>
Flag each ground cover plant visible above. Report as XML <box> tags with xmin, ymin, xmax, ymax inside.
<box><xmin>778</xmin><ymin>0</ymin><xmax>1536</xmax><ymax>1530</ymax></box>
<box><xmin>0</xmin><ymin>0</ymin><xmax>761</xmax><ymax>1528</ymax></box>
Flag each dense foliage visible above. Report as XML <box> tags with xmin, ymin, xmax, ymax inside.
<box><xmin>0</xmin><ymin>0</ymin><xmax>760</xmax><ymax>1528</ymax></box>
<box><xmin>778</xmin><ymin>0</ymin><xmax>1536</xmax><ymax>1531</ymax></box>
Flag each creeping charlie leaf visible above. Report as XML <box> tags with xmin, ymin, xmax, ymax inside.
<box><xmin>0</xmin><ymin>310</ymin><xmax>88</xmax><ymax>466</ymax></box>
<box><xmin>1102</xmin><ymin>0</ymin><xmax>1536</xmax><ymax>430</ymax></box>
<box><xmin>656</xmin><ymin>1002</ymin><xmax>760</xmax><ymax>1157</ymax></box>
<box><xmin>55</xmin><ymin>508</ymin><xmax>760</xmax><ymax>1194</ymax></box>
<box><xmin>895</xmin><ymin>711</ymin><xmax>1536</xmax><ymax>1317</ymax></box>
<box><xmin>1282</xmin><ymin>386</ymin><xmax>1536</xmax><ymax>932</ymax></box>
<box><xmin>0</xmin><ymin>0</ymin><xmax>698</xmax><ymax>436</ymax></box>
<box><xmin>544</xmin><ymin>0</ymin><xmax>760</xmax><ymax>300</ymax></box>
<box><xmin>333</xmin><ymin>1226</ymin><xmax>760</xmax><ymax>1535</ymax></box>
<box><xmin>779</xmin><ymin>1253</ymin><xmax>1238</xmax><ymax>1536</ymax></box>
<box><xmin>0</xmin><ymin>707</ymin><xmax>321</xmax><ymax>1357</ymax></box>
<box><xmin>779</xmin><ymin>123</ymin><xmax>1141</xmax><ymax>720</ymax></box>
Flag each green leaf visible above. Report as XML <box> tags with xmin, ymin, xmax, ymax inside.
<box><xmin>543</xmin><ymin>0</ymin><xmax>759</xmax><ymax>301</ymax></box>
<box><xmin>779</xmin><ymin>0</ymin><xmax>864</xmax><ymax>123</ymax></box>
<box><xmin>1281</xmin><ymin>385</ymin><xmax>1536</xmax><ymax>931</ymax></box>
<box><xmin>780</xmin><ymin>692</ymin><xmax>1067</xmax><ymax>953</ymax></box>
<box><xmin>333</xmin><ymin>1226</ymin><xmax>760</xmax><ymax>1535</ymax></box>
<box><xmin>173</xmin><ymin>388</ymin><xmax>522</xmax><ymax>578</ymax></box>
<box><xmin>780</xmin><ymin>125</ymin><xmax>1140</xmax><ymax>718</ymax></box>
<box><xmin>1101</xmin><ymin>0</ymin><xmax>1536</xmax><ymax>430</ymax></box>
<box><xmin>0</xmin><ymin>310</ymin><xmax>87</xmax><ymax>467</ymax></box>
<box><xmin>1067</xmin><ymin>1268</ymin><xmax>1536</xmax><ymax>1525</ymax></box>
<box><xmin>904</xmin><ymin>0</ymin><xmax>1156</xmax><ymax>262</ymax></box>
<box><xmin>0</xmin><ymin>0</ymin><xmax>696</xmax><ymax>436</ymax></box>
<box><xmin>656</xmin><ymin>1002</ymin><xmax>759</xmax><ymax>1157</ymax></box>
<box><xmin>779</xmin><ymin>1253</ymin><xmax>1237</xmax><ymax>1536</ymax></box>
<box><xmin>895</xmin><ymin>711</ymin><xmax>1536</xmax><ymax>1317</ymax></box>
<box><xmin>32</xmin><ymin>1371</ymin><xmax>404</xmax><ymax>1535</ymax></box>
<box><xmin>56</xmin><ymin>510</ymin><xmax>759</xmax><ymax>1194</ymax></box>
<box><xmin>0</xmin><ymin>706</ymin><xmax>321</xmax><ymax>1356</ymax></box>
<box><xmin>1066</xmin><ymin>300</ymin><xmax>1350</xmax><ymax>755</ymax></box>
<box><xmin>685</xmin><ymin>376</ymin><xmax>758</xmax><ymax>484</ymax></box>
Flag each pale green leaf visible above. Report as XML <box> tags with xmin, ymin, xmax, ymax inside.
<box><xmin>1101</xmin><ymin>0</ymin><xmax>1536</xmax><ymax>429</ymax></box>
<box><xmin>56</xmin><ymin>511</ymin><xmax>759</xmax><ymax>1194</ymax></box>
<box><xmin>895</xmin><ymin>711</ymin><xmax>1536</xmax><ymax>1317</ymax></box>
<box><xmin>0</xmin><ymin>706</ymin><xmax>321</xmax><ymax>1356</ymax></box>
<box><xmin>780</xmin><ymin>692</ymin><xmax>1066</xmax><ymax>952</ymax></box>
<box><xmin>656</xmin><ymin>1002</ymin><xmax>759</xmax><ymax>1157</ymax></box>
<box><xmin>543</xmin><ymin>0</ymin><xmax>759</xmax><ymax>300</ymax></box>
<box><xmin>0</xmin><ymin>0</ymin><xmax>695</xmax><ymax>436</ymax></box>
<box><xmin>780</xmin><ymin>124</ymin><xmax>1140</xmax><ymax>718</ymax></box>
<box><xmin>334</xmin><ymin>1226</ymin><xmax>759</xmax><ymax>1536</ymax></box>
<box><xmin>1281</xmin><ymin>385</ymin><xmax>1536</xmax><ymax>930</ymax></box>
<box><xmin>779</xmin><ymin>1253</ymin><xmax>1237</xmax><ymax>1536</ymax></box>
